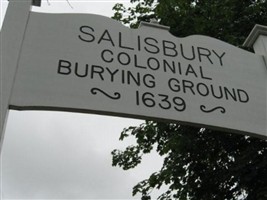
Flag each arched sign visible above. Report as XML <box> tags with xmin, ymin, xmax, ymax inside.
<box><xmin>1</xmin><ymin>0</ymin><xmax>267</xmax><ymax>148</ymax></box>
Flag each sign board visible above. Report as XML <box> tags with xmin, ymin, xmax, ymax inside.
<box><xmin>8</xmin><ymin>12</ymin><xmax>267</xmax><ymax>138</ymax></box>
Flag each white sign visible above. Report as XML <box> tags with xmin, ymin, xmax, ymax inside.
<box><xmin>10</xmin><ymin>12</ymin><xmax>267</xmax><ymax>137</ymax></box>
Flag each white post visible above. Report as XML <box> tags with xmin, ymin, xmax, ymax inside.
<box><xmin>0</xmin><ymin>0</ymin><xmax>40</xmax><ymax>154</ymax></box>
<box><xmin>243</xmin><ymin>24</ymin><xmax>267</xmax><ymax>56</ymax></box>
<box><xmin>243</xmin><ymin>24</ymin><xmax>267</xmax><ymax>141</ymax></box>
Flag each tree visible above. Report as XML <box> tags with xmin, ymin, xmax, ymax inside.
<box><xmin>111</xmin><ymin>1</ymin><xmax>267</xmax><ymax>199</ymax></box>
<box><xmin>112</xmin><ymin>0</ymin><xmax>267</xmax><ymax>47</ymax></box>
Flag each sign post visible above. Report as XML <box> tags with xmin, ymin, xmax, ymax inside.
<box><xmin>243</xmin><ymin>24</ymin><xmax>267</xmax><ymax>72</ymax></box>
<box><xmin>243</xmin><ymin>24</ymin><xmax>267</xmax><ymax>55</ymax></box>
<box><xmin>0</xmin><ymin>0</ymin><xmax>41</xmax><ymax>153</ymax></box>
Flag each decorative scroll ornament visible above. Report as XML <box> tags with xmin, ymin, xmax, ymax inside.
<box><xmin>91</xmin><ymin>88</ymin><xmax>121</xmax><ymax>100</ymax></box>
<box><xmin>200</xmin><ymin>105</ymin><xmax>226</xmax><ymax>114</ymax></box>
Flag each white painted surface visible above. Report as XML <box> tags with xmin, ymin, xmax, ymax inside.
<box><xmin>243</xmin><ymin>24</ymin><xmax>267</xmax><ymax>55</ymax></box>
<box><xmin>9</xmin><ymin>12</ymin><xmax>267</xmax><ymax>137</ymax></box>
<box><xmin>0</xmin><ymin>0</ymin><xmax>32</xmax><ymax>152</ymax></box>
<box><xmin>254</xmin><ymin>35</ymin><xmax>267</xmax><ymax>55</ymax></box>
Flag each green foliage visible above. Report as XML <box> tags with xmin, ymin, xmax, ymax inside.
<box><xmin>112</xmin><ymin>0</ymin><xmax>267</xmax><ymax>46</ymax></box>
<box><xmin>111</xmin><ymin>1</ymin><xmax>267</xmax><ymax>199</ymax></box>
<box><xmin>112</xmin><ymin>122</ymin><xmax>267</xmax><ymax>199</ymax></box>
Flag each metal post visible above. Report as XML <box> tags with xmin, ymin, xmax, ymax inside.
<box><xmin>0</xmin><ymin>0</ymin><xmax>41</xmax><ymax>154</ymax></box>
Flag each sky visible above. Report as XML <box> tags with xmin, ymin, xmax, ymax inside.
<box><xmin>0</xmin><ymin>0</ymin><xmax>164</xmax><ymax>199</ymax></box>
